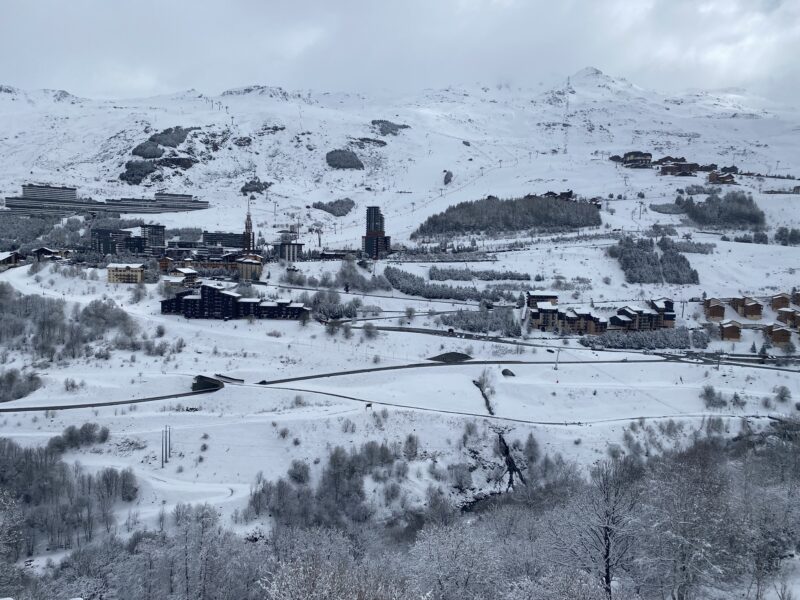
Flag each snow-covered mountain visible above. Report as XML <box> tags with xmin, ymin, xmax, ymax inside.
<box><xmin>1</xmin><ymin>67</ymin><xmax>798</xmax><ymax>241</ymax></box>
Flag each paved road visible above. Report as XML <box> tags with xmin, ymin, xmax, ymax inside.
<box><xmin>260</xmin><ymin>382</ymin><xmax>786</xmax><ymax>427</ymax></box>
<box><xmin>0</xmin><ymin>381</ymin><xmax>223</xmax><ymax>413</ymax></box>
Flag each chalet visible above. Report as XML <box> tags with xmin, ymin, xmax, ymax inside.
<box><xmin>610</xmin><ymin>313</ymin><xmax>633</xmax><ymax>330</ymax></box>
<box><xmin>526</xmin><ymin>292</ymin><xmax>559</xmax><ymax>308</ymax></box>
<box><xmin>708</xmin><ymin>172</ymin><xmax>736</xmax><ymax>185</ymax></box>
<box><xmin>776</xmin><ymin>308</ymin><xmax>799</xmax><ymax>328</ymax></box>
<box><xmin>653</xmin><ymin>156</ymin><xmax>687</xmax><ymax>165</ymax></box>
<box><xmin>771</xmin><ymin>293</ymin><xmax>791</xmax><ymax>311</ymax></box>
<box><xmin>107</xmin><ymin>263</ymin><xmax>144</xmax><ymax>284</ymax></box>
<box><xmin>704</xmin><ymin>298</ymin><xmax>726</xmax><ymax>321</ymax></box>
<box><xmin>0</xmin><ymin>250</ymin><xmax>21</xmax><ymax>271</ymax></box>
<box><xmin>169</xmin><ymin>267</ymin><xmax>199</xmax><ymax>285</ymax></box>
<box><xmin>622</xmin><ymin>151</ymin><xmax>652</xmax><ymax>169</ymax></box>
<box><xmin>31</xmin><ymin>247</ymin><xmax>67</xmax><ymax>262</ymax></box>
<box><xmin>720</xmin><ymin>320</ymin><xmax>742</xmax><ymax>341</ymax></box>
<box><xmin>161</xmin><ymin>282</ymin><xmax>308</xmax><ymax>321</ymax></box>
<box><xmin>649</xmin><ymin>298</ymin><xmax>676</xmax><ymax>328</ymax></box>
<box><xmin>615</xmin><ymin>306</ymin><xmax>659</xmax><ymax>330</ymax></box>
<box><xmin>765</xmin><ymin>323</ymin><xmax>792</xmax><ymax>348</ymax></box>
<box><xmin>659</xmin><ymin>163</ymin><xmax>699</xmax><ymax>176</ymax></box>
<box><xmin>529</xmin><ymin>303</ymin><xmax>560</xmax><ymax>331</ymax></box>
<box><xmin>730</xmin><ymin>297</ymin><xmax>762</xmax><ymax>320</ymax></box>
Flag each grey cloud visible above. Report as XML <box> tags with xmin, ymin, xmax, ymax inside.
<box><xmin>0</xmin><ymin>0</ymin><xmax>796</xmax><ymax>102</ymax></box>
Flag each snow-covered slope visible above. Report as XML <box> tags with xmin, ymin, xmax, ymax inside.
<box><xmin>1</xmin><ymin>68</ymin><xmax>798</xmax><ymax>246</ymax></box>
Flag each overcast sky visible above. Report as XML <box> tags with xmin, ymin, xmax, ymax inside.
<box><xmin>0</xmin><ymin>0</ymin><xmax>797</xmax><ymax>102</ymax></box>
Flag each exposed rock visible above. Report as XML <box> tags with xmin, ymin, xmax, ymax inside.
<box><xmin>462</xmin><ymin>140</ymin><xmax>471</xmax><ymax>146</ymax></box>
<box><xmin>233</xmin><ymin>136</ymin><xmax>252</xmax><ymax>147</ymax></box>
<box><xmin>443</xmin><ymin>170</ymin><xmax>453</xmax><ymax>185</ymax></box>
<box><xmin>258</xmin><ymin>124</ymin><xmax>286</xmax><ymax>135</ymax></box>
<box><xmin>370</xmin><ymin>119</ymin><xmax>410</xmax><ymax>136</ymax></box>
<box><xmin>132</xmin><ymin>140</ymin><xmax>164</xmax><ymax>159</ymax></box>
<box><xmin>350</xmin><ymin>137</ymin><xmax>387</xmax><ymax>149</ymax></box>
<box><xmin>326</xmin><ymin>149</ymin><xmax>364</xmax><ymax>170</ymax></box>
<box><xmin>148</xmin><ymin>126</ymin><xmax>198</xmax><ymax>148</ymax></box>
<box><xmin>155</xmin><ymin>157</ymin><xmax>197</xmax><ymax>170</ymax></box>
<box><xmin>119</xmin><ymin>160</ymin><xmax>157</xmax><ymax>185</ymax></box>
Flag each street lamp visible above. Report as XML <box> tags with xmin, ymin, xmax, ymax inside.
<box><xmin>546</xmin><ymin>348</ymin><xmax>561</xmax><ymax>371</ymax></box>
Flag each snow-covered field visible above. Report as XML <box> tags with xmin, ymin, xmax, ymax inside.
<box><xmin>1</xmin><ymin>68</ymin><xmax>799</xmax><ymax>576</ymax></box>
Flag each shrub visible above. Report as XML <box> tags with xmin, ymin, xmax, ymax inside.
<box><xmin>403</xmin><ymin>434</ymin><xmax>419</xmax><ymax>460</ymax></box>
<box><xmin>701</xmin><ymin>385</ymin><xmax>727</xmax><ymax>408</ymax></box>
<box><xmin>0</xmin><ymin>369</ymin><xmax>42</xmax><ymax>402</ymax></box>
<box><xmin>287</xmin><ymin>460</ymin><xmax>310</xmax><ymax>485</ymax></box>
<box><xmin>775</xmin><ymin>386</ymin><xmax>792</xmax><ymax>404</ymax></box>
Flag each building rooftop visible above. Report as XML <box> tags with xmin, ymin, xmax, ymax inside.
<box><xmin>107</xmin><ymin>263</ymin><xmax>144</xmax><ymax>269</ymax></box>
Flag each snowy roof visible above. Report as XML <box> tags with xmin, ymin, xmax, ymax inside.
<box><xmin>0</xmin><ymin>251</ymin><xmax>19</xmax><ymax>261</ymax></box>
<box><xmin>720</xmin><ymin>320</ymin><xmax>741</xmax><ymax>328</ymax></box>
<box><xmin>107</xmin><ymin>263</ymin><xmax>144</xmax><ymax>269</ymax></box>
<box><xmin>613</xmin><ymin>315</ymin><xmax>632</xmax><ymax>322</ymax></box>
<box><xmin>161</xmin><ymin>276</ymin><xmax>185</xmax><ymax>284</ymax></box>
<box><xmin>238</xmin><ymin>298</ymin><xmax>260</xmax><ymax>303</ymax></box>
<box><xmin>260</xmin><ymin>302</ymin><xmax>278</xmax><ymax>307</ymax></box>
<box><xmin>173</xmin><ymin>267</ymin><xmax>198</xmax><ymax>274</ymax></box>
<box><xmin>202</xmin><ymin>281</ymin><xmax>234</xmax><ymax>290</ymax></box>
<box><xmin>183</xmin><ymin>294</ymin><xmax>201</xmax><ymax>300</ymax></box>
<box><xmin>651</xmin><ymin>299</ymin><xmax>667</xmax><ymax>310</ymax></box>
<box><xmin>290</xmin><ymin>303</ymin><xmax>307</xmax><ymax>308</ymax></box>
<box><xmin>221</xmin><ymin>291</ymin><xmax>241</xmax><ymax>298</ymax></box>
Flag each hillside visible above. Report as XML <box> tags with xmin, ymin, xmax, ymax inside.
<box><xmin>1</xmin><ymin>67</ymin><xmax>798</xmax><ymax>249</ymax></box>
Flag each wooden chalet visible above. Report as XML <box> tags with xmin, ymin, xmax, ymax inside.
<box><xmin>719</xmin><ymin>320</ymin><xmax>742</xmax><ymax>341</ymax></box>
<box><xmin>0</xmin><ymin>250</ymin><xmax>21</xmax><ymax>271</ymax></box>
<box><xmin>771</xmin><ymin>293</ymin><xmax>791</xmax><ymax>311</ymax></box>
<box><xmin>622</xmin><ymin>151</ymin><xmax>652</xmax><ymax>169</ymax></box>
<box><xmin>776</xmin><ymin>308</ymin><xmax>799</xmax><ymax>328</ymax></box>
<box><xmin>730</xmin><ymin>297</ymin><xmax>762</xmax><ymax>320</ymax></box>
<box><xmin>704</xmin><ymin>298</ymin><xmax>726</xmax><ymax>321</ymax></box>
<box><xmin>765</xmin><ymin>323</ymin><xmax>792</xmax><ymax>347</ymax></box>
<box><xmin>708</xmin><ymin>171</ymin><xmax>736</xmax><ymax>184</ymax></box>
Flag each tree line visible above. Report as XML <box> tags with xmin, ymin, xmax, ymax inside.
<box><xmin>608</xmin><ymin>238</ymin><xmax>698</xmax><ymax>285</ymax></box>
<box><xmin>429</xmin><ymin>266</ymin><xmax>530</xmax><ymax>281</ymax></box>
<box><xmin>384</xmin><ymin>266</ymin><xmax>517</xmax><ymax>303</ymax></box>
<box><xmin>5</xmin><ymin>420</ymin><xmax>800</xmax><ymax>599</ymax></box>
<box><xmin>681</xmin><ymin>190</ymin><xmax>766</xmax><ymax>229</ymax></box>
<box><xmin>0</xmin><ymin>427</ymin><xmax>137</xmax><ymax>565</ymax></box>
<box><xmin>412</xmin><ymin>195</ymin><xmax>602</xmax><ymax>238</ymax></box>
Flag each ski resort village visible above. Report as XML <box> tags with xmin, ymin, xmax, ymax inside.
<box><xmin>1</xmin><ymin>65</ymin><xmax>800</xmax><ymax>599</ymax></box>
